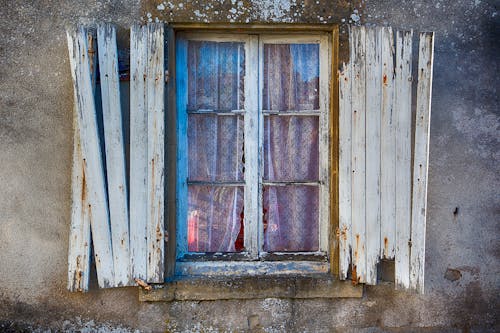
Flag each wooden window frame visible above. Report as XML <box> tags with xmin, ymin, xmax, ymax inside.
<box><xmin>169</xmin><ymin>24</ymin><xmax>339</xmax><ymax>278</ymax></box>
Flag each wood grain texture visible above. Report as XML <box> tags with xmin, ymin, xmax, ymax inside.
<box><xmin>338</xmin><ymin>61</ymin><xmax>352</xmax><ymax>280</ymax></box>
<box><xmin>68</xmin><ymin>118</ymin><xmax>91</xmax><ymax>292</ymax></box>
<box><xmin>394</xmin><ymin>30</ymin><xmax>413</xmax><ymax>290</ymax></box>
<box><xmin>350</xmin><ymin>26</ymin><xmax>367</xmax><ymax>284</ymax></box>
<box><xmin>410</xmin><ymin>32</ymin><xmax>434</xmax><ymax>294</ymax></box>
<box><xmin>244</xmin><ymin>35</ymin><xmax>259</xmax><ymax>258</ymax></box>
<box><xmin>330</xmin><ymin>25</ymin><xmax>340</xmax><ymax>277</ymax></box>
<box><xmin>380</xmin><ymin>27</ymin><xmax>396</xmax><ymax>260</ymax></box>
<box><xmin>129</xmin><ymin>24</ymin><xmax>148</xmax><ymax>281</ymax></box>
<box><xmin>67</xmin><ymin>26</ymin><xmax>114</xmax><ymax>288</ymax></box>
<box><xmin>97</xmin><ymin>24</ymin><xmax>131</xmax><ymax>287</ymax></box>
<box><xmin>67</xmin><ymin>30</ymin><xmax>96</xmax><ymax>292</ymax></box>
<box><xmin>364</xmin><ymin>27</ymin><xmax>381</xmax><ymax>285</ymax></box>
<box><xmin>146</xmin><ymin>23</ymin><xmax>165</xmax><ymax>283</ymax></box>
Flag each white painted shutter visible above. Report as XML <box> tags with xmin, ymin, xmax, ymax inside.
<box><xmin>67</xmin><ymin>23</ymin><xmax>166</xmax><ymax>291</ymax></box>
<box><xmin>338</xmin><ymin>26</ymin><xmax>434</xmax><ymax>293</ymax></box>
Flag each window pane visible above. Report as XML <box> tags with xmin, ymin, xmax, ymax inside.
<box><xmin>188</xmin><ymin>114</ymin><xmax>244</xmax><ymax>182</ymax></box>
<box><xmin>264</xmin><ymin>116</ymin><xmax>319</xmax><ymax>181</ymax></box>
<box><xmin>263</xmin><ymin>44</ymin><xmax>319</xmax><ymax>111</ymax></box>
<box><xmin>188</xmin><ymin>41</ymin><xmax>245</xmax><ymax>111</ymax></box>
<box><xmin>188</xmin><ymin>186</ymin><xmax>244</xmax><ymax>252</ymax></box>
<box><xmin>263</xmin><ymin>185</ymin><xmax>319</xmax><ymax>252</ymax></box>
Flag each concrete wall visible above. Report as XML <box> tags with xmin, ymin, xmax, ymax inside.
<box><xmin>0</xmin><ymin>0</ymin><xmax>498</xmax><ymax>331</ymax></box>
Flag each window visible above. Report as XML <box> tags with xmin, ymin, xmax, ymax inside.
<box><xmin>68</xmin><ymin>24</ymin><xmax>432</xmax><ymax>295</ymax></box>
<box><xmin>175</xmin><ymin>32</ymin><xmax>331</xmax><ymax>275</ymax></box>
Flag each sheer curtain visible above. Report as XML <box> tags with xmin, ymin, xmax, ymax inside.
<box><xmin>263</xmin><ymin>43</ymin><xmax>320</xmax><ymax>252</ymax></box>
<box><xmin>187</xmin><ymin>41</ymin><xmax>245</xmax><ymax>252</ymax></box>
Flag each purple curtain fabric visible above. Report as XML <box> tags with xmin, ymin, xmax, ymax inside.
<box><xmin>187</xmin><ymin>41</ymin><xmax>321</xmax><ymax>253</ymax></box>
<box><xmin>187</xmin><ymin>41</ymin><xmax>245</xmax><ymax>252</ymax></box>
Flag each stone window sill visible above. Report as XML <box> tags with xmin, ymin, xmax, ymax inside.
<box><xmin>138</xmin><ymin>275</ymin><xmax>363</xmax><ymax>301</ymax></box>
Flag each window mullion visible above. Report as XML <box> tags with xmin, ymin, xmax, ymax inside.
<box><xmin>243</xmin><ymin>35</ymin><xmax>260</xmax><ymax>259</ymax></box>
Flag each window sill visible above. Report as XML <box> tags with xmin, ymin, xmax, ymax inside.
<box><xmin>138</xmin><ymin>275</ymin><xmax>363</xmax><ymax>301</ymax></box>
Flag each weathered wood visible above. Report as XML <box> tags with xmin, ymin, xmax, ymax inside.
<box><xmin>67</xmin><ymin>26</ymin><xmax>114</xmax><ymax>288</ymax></box>
<box><xmin>139</xmin><ymin>276</ymin><xmax>362</xmax><ymax>301</ymax></box>
<box><xmin>244</xmin><ymin>35</ymin><xmax>259</xmax><ymax>258</ymax></box>
<box><xmin>97</xmin><ymin>24</ymin><xmax>131</xmax><ymax>287</ymax></box>
<box><xmin>146</xmin><ymin>23</ymin><xmax>165</xmax><ymax>283</ymax></box>
<box><xmin>67</xmin><ymin>30</ymin><xmax>97</xmax><ymax>292</ymax></box>
<box><xmin>364</xmin><ymin>27</ymin><xmax>382</xmax><ymax>285</ymax></box>
<box><xmin>330</xmin><ymin>25</ymin><xmax>340</xmax><ymax>277</ymax></box>
<box><xmin>410</xmin><ymin>32</ymin><xmax>434</xmax><ymax>294</ymax></box>
<box><xmin>129</xmin><ymin>24</ymin><xmax>148</xmax><ymax>281</ymax></box>
<box><xmin>338</xmin><ymin>61</ymin><xmax>352</xmax><ymax>280</ymax></box>
<box><xmin>394</xmin><ymin>30</ymin><xmax>413</xmax><ymax>290</ymax></box>
<box><xmin>318</xmin><ymin>35</ymin><xmax>331</xmax><ymax>253</ymax></box>
<box><xmin>380</xmin><ymin>27</ymin><xmax>396</xmax><ymax>260</ymax></box>
<box><xmin>350</xmin><ymin>26</ymin><xmax>367</xmax><ymax>284</ymax></box>
<box><xmin>68</xmin><ymin>118</ymin><xmax>91</xmax><ymax>292</ymax></box>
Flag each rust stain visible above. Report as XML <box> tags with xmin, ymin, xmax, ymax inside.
<box><xmin>384</xmin><ymin>237</ymin><xmax>388</xmax><ymax>257</ymax></box>
<box><xmin>351</xmin><ymin>265</ymin><xmax>359</xmax><ymax>285</ymax></box>
<box><xmin>81</xmin><ymin>166</ymin><xmax>87</xmax><ymax>202</ymax></box>
<box><xmin>383</xmin><ymin>74</ymin><xmax>387</xmax><ymax>85</ymax></box>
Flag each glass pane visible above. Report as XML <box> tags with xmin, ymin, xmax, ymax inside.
<box><xmin>263</xmin><ymin>44</ymin><xmax>319</xmax><ymax>111</ymax></box>
<box><xmin>188</xmin><ymin>186</ymin><xmax>244</xmax><ymax>252</ymax></box>
<box><xmin>264</xmin><ymin>116</ymin><xmax>319</xmax><ymax>181</ymax></box>
<box><xmin>263</xmin><ymin>185</ymin><xmax>319</xmax><ymax>252</ymax></box>
<box><xmin>188</xmin><ymin>114</ymin><xmax>244</xmax><ymax>182</ymax></box>
<box><xmin>188</xmin><ymin>41</ymin><xmax>245</xmax><ymax>111</ymax></box>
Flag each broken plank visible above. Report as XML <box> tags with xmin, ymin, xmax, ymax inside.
<box><xmin>394</xmin><ymin>30</ymin><xmax>413</xmax><ymax>290</ymax></box>
<box><xmin>410</xmin><ymin>32</ymin><xmax>434</xmax><ymax>294</ymax></box>
<box><xmin>146</xmin><ymin>23</ymin><xmax>165</xmax><ymax>283</ymax></box>
<box><xmin>97</xmin><ymin>23</ymin><xmax>131</xmax><ymax>287</ymax></box>
<box><xmin>67</xmin><ymin>26</ymin><xmax>114</xmax><ymax>288</ymax></box>
<box><xmin>129</xmin><ymin>24</ymin><xmax>148</xmax><ymax>281</ymax></box>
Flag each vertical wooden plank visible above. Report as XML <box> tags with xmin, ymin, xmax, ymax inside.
<box><xmin>97</xmin><ymin>24</ymin><xmax>131</xmax><ymax>287</ymax></box>
<box><xmin>330</xmin><ymin>25</ymin><xmax>340</xmax><ymax>277</ymax></box>
<box><xmin>176</xmin><ymin>37</ymin><xmax>188</xmax><ymax>259</ymax></box>
<box><xmin>380</xmin><ymin>27</ymin><xmax>396</xmax><ymax>260</ymax></box>
<box><xmin>146</xmin><ymin>23</ymin><xmax>165</xmax><ymax>283</ymax></box>
<box><xmin>350</xmin><ymin>26</ymin><xmax>367</xmax><ymax>284</ymax></box>
<box><xmin>338</xmin><ymin>61</ymin><xmax>352</xmax><ymax>280</ymax></box>
<box><xmin>68</xmin><ymin>118</ymin><xmax>91</xmax><ymax>292</ymax></box>
<box><xmin>319</xmin><ymin>35</ymin><xmax>331</xmax><ymax>254</ymax></box>
<box><xmin>244</xmin><ymin>35</ymin><xmax>259</xmax><ymax>258</ymax></box>
<box><xmin>410</xmin><ymin>32</ymin><xmax>434</xmax><ymax>294</ymax></box>
<box><xmin>67</xmin><ymin>30</ymin><xmax>96</xmax><ymax>292</ymax></box>
<box><xmin>67</xmin><ymin>26</ymin><xmax>114</xmax><ymax>288</ymax></box>
<box><xmin>130</xmin><ymin>24</ymin><xmax>148</xmax><ymax>281</ymax></box>
<box><xmin>394</xmin><ymin>30</ymin><xmax>413</xmax><ymax>290</ymax></box>
<box><xmin>365</xmin><ymin>27</ymin><xmax>382</xmax><ymax>285</ymax></box>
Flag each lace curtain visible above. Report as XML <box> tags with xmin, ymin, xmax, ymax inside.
<box><xmin>187</xmin><ymin>41</ymin><xmax>320</xmax><ymax>253</ymax></box>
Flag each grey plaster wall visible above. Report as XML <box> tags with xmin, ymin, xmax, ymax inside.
<box><xmin>0</xmin><ymin>0</ymin><xmax>498</xmax><ymax>332</ymax></box>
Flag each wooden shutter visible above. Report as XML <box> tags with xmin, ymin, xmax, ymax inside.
<box><xmin>67</xmin><ymin>23</ymin><xmax>166</xmax><ymax>291</ymax></box>
<box><xmin>338</xmin><ymin>26</ymin><xmax>434</xmax><ymax>293</ymax></box>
